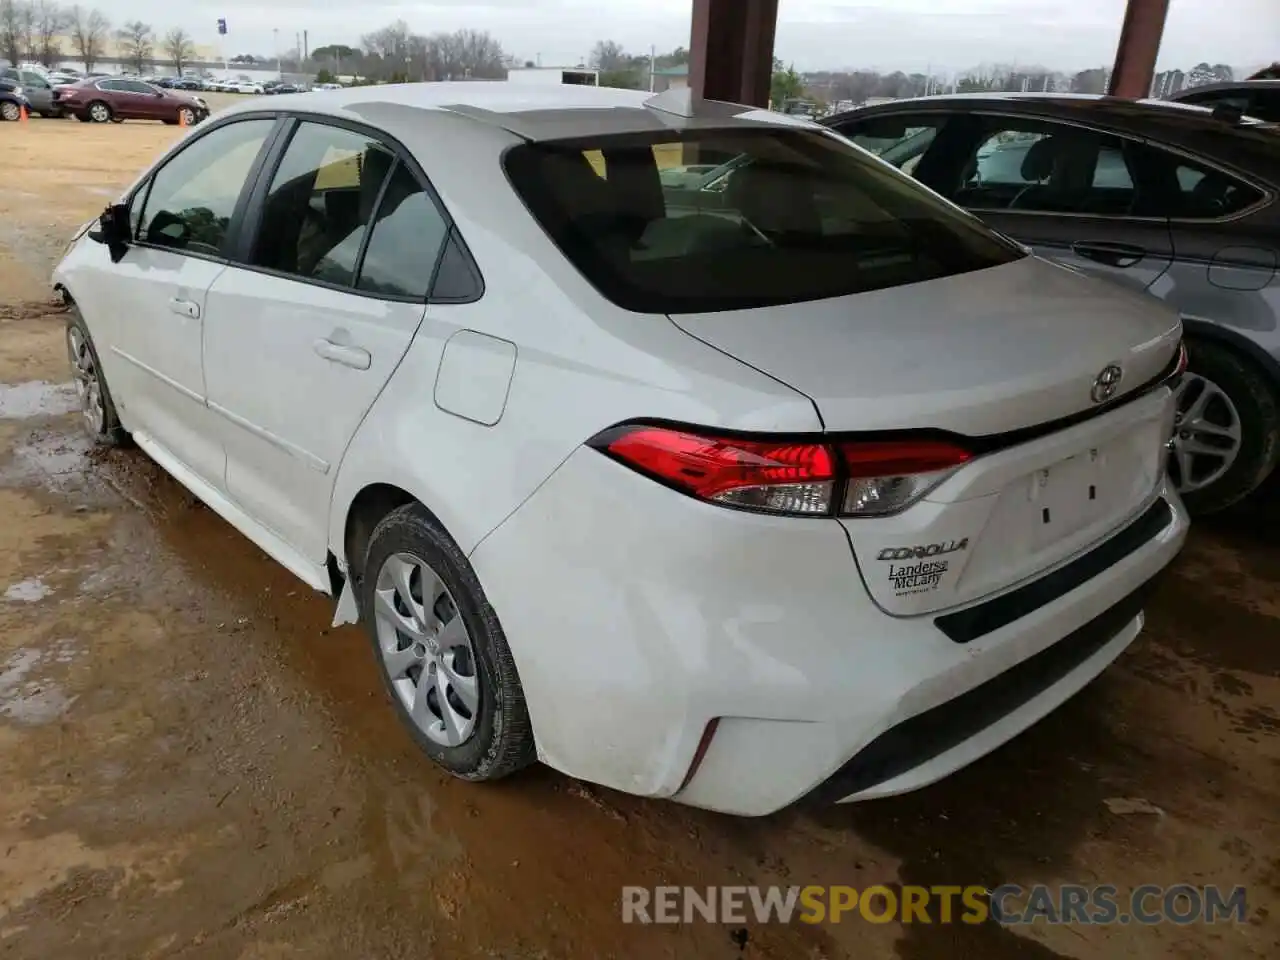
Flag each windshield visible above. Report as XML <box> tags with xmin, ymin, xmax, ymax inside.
<box><xmin>504</xmin><ymin>127</ymin><xmax>1022</xmax><ymax>314</ymax></box>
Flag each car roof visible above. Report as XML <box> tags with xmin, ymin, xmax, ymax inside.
<box><xmin>214</xmin><ymin>81</ymin><xmax>822</xmax><ymax>143</ymax></box>
<box><xmin>825</xmin><ymin>92</ymin><xmax>1280</xmax><ymax>182</ymax></box>
<box><xmin>1171</xmin><ymin>79</ymin><xmax>1280</xmax><ymax>96</ymax></box>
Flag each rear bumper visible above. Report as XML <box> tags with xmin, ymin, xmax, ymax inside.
<box><xmin>470</xmin><ymin>446</ymin><xmax>1188</xmax><ymax>817</ymax></box>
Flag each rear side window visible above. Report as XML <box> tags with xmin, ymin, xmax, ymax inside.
<box><xmin>504</xmin><ymin>128</ymin><xmax>1020</xmax><ymax>314</ymax></box>
<box><xmin>356</xmin><ymin>162</ymin><xmax>449</xmax><ymax>299</ymax></box>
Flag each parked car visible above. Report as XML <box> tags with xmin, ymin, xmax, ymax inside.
<box><xmin>53</xmin><ymin>83</ymin><xmax>1188</xmax><ymax>816</ymax></box>
<box><xmin>272</xmin><ymin>83</ymin><xmax>301</xmax><ymax>95</ymax></box>
<box><xmin>0</xmin><ymin>77</ymin><xmax>32</xmax><ymax>121</ymax></box>
<box><xmin>826</xmin><ymin>93</ymin><xmax>1280</xmax><ymax>515</ymax></box>
<box><xmin>0</xmin><ymin>65</ymin><xmax>61</xmax><ymax>116</ymax></box>
<box><xmin>54</xmin><ymin>77</ymin><xmax>209</xmax><ymax>125</ymax></box>
<box><xmin>1169</xmin><ymin>79</ymin><xmax>1280</xmax><ymax>122</ymax></box>
<box><xmin>234</xmin><ymin>82</ymin><xmax>265</xmax><ymax>95</ymax></box>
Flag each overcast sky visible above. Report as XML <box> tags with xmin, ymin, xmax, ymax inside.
<box><xmin>113</xmin><ymin>0</ymin><xmax>1275</xmax><ymax>74</ymax></box>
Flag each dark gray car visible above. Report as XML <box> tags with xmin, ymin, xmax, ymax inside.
<box><xmin>823</xmin><ymin>93</ymin><xmax>1280</xmax><ymax>515</ymax></box>
<box><xmin>1169</xmin><ymin>80</ymin><xmax>1280</xmax><ymax>123</ymax></box>
<box><xmin>0</xmin><ymin>65</ymin><xmax>60</xmax><ymax>117</ymax></box>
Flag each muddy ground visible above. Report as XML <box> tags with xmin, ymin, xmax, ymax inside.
<box><xmin>0</xmin><ymin>111</ymin><xmax>1277</xmax><ymax>960</ymax></box>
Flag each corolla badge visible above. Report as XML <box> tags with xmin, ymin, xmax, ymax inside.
<box><xmin>1090</xmin><ymin>364</ymin><xmax>1123</xmax><ymax>404</ymax></box>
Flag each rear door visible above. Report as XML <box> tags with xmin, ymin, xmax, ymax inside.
<box><xmin>202</xmin><ymin>118</ymin><xmax>450</xmax><ymax>561</ymax></box>
<box><xmin>935</xmin><ymin>114</ymin><xmax>1176</xmax><ymax>296</ymax></box>
<box><xmin>19</xmin><ymin>70</ymin><xmax>53</xmax><ymax>112</ymax></box>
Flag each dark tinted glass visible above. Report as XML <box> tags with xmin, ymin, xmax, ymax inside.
<box><xmin>504</xmin><ymin>128</ymin><xmax>1021</xmax><ymax>314</ymax></box>
<box><xmin>252</xmin><ymin>122</ymin><xmax>393</xmax><ymax>286</ymax></box>
<box><xmin>430</xmin><ymin>232</ymin><xmax>483</xmax><ymax>301</ymax></box>
<box><xmin>138</xmin><ymin>118</ymin><xmax>274</xmax><ymax>255</ymax></box>
<box><xmin>356</xmin><ymin>162</ymin><xmax>448</xmax><ymax>299</ymax></box>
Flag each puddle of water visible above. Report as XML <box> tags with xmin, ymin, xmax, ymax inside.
<box><xmin>0</xmin><ymin>642</ymin><xmax>78</xmax><ymax>725</ymax></box>
<box><xmin>0</xmin><ymin>381</ymin><xmax>79</xmax><ymax>420</ymax></box>
<box><xmin>3</xmin><ymin>578</ymin><xmax>51</xmax><ymax>603</ymax></box>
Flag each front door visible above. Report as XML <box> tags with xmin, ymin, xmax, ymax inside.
<box><xmin>203</xmin><ymin>119</ymin><xmax>449</xmax><ymax>560</ymax></box>
<box><xmin>89</xmin><ymin>117</ymin><xmax>278</xmax><ymax>487</ymax></box>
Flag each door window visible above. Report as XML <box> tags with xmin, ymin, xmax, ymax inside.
<box><xmin>136</xmin><ymin>118</ymin><xmax>275</xmax><ymax>256</ymax></box>
<box><xmin>251</xmin><ymin>122</ymin><xmax>394</xmax><ymax>287</ymax></box>
<box><xmin>121</xmin><ymin>80</ymin><xmax>155</xmax><ymax>94</ymax></box>
<box><xmin>355</xmin><ymin>162</ymin><xmax>449</xmax><ymax>299</ymax></box>
<box><xmin>1132</xmin><ymin>145</ymin><xmax>1266</xmax><ymax>220</ymax></box>
<box><xmin>836</xmin><ymin>116</ymin><xmax>943</xmax><ymax>178</ymax></box>
<box><xmin>952</xmin><ymin>118</ymin><xmax>1138</xmax><ymax>215</ymax></box>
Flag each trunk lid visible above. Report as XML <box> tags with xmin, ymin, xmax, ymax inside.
<box><xmin>668</xmin><ymin>256</ymin><xmax>1180</xmax><ymax>437</ymax></box>
<box><xmin>670</xmin><ymin>256</ymin><xmax>1181</xmax><ymax>616</ymax></box>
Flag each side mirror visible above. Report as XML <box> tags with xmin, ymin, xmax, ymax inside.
<box><xmin>88</xmin><ymin>203</ymin><xmax>131</xmax><ymax>262</ymax></box>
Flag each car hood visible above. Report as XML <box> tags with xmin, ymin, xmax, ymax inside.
<box><xmin>667</xmin><ymin>255</ymin><xmax>1181</xmax><ymax>437</ymax></box>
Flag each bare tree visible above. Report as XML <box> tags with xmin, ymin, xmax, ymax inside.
<box><xmin>69</xmin><ymin>5</ymin><xmax>109</xmax><ymax>72</ymax></box>
<box><xmin>163</xmin><ymin>26</ymin><xmax>194</xmax><ymax>74</ymax></box>
<box><xmin>115</xmin><ymin>19</ymin><xmax>153</xmax><ymax>74</ymax></box>
<box><xmin>0</xmin><ymin>0</ymin><xmax>25</xmax><ymax>66</ymax></box>
<box><xmin>32</xmin><ymin>0</ymin><xmax>64</xmax><ymax>66</ymax></box>
<box><xmin>419</xmin><ymin>28</ymin><xmax>505</xmax><ymax>81</ymax></box>
<box><xmin>589</xmin><ymin>40</ymin><xmax>627</xmax><ymax>72</ymax></box>
<box><xmin>13</xmin><ymin>0</ymin><xmax>35</xmax><ymax>61</ymax></box>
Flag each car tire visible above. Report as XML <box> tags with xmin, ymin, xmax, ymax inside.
<box><xmin>75</xmin><ymin>112</ymin><xmax>91</xmax><ymax>122</ymax></box>
<box><xmin>1172</xmin><ymin>338</ymin><xmax>1280</xmax><ymax>515</ymax></box>
<box><xmin>87</xmin><ymin>100</ymin><xmax>112</xmax><ymax>123</ymax></box>
<box><xmin>0</xmin><ymin>101</ymin><xmax>19</xmax><ymax>121</ymax></box>
<box><xmin>359</xmin><ymin>503</ymin><xmax>536</xmax><ymax>782</ymax></box>
<box><xmin>65</xmin><ymin>306</ymin><xmax>129</xmax><ymax>447</ymax></box>
<box><xmin>177</xmin><ymin>107</ymin><xmax>196</xmax><ymax>127</ymax></box>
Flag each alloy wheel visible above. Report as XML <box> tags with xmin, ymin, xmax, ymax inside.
<box><xmin>0</xmin><ymin>101</ymin><xmax>19</xmax><ymax>121</ymax></box>
<box><xmin>373</xmin><ymin>552</ymin><xmax>480</xmax><ymax>747</ymax></box>
<box><xmin>67</xmin><ymin>326</ymin><xmax>105</xmax><ymax>436</ymax></box>
<box><xmin>90</xmin><ymin>102</ymin><xmax>110</xmax><ymax>122</ymax></box>
<box><xmin>179</xmin><ymin>107</ymin><xmax>195</xmax><ymax>126</ymax></box>
<box><xmin>1169</xmin><ymin>372</ymin><xmax>1243</xmax><ymax>494</ymax></box>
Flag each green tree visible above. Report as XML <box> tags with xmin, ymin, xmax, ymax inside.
<box><xmin>770</xmin><ymin>58</ymin><xmax>803</xmax><ymax>107</ymax></box>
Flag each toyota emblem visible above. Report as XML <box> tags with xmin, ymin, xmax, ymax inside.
<box><xmin>1090</xmin><ymin>364</ymin><xmax>1123</xmax><ymax>404</ymax></box>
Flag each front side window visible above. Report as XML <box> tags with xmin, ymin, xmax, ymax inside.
<box><xmin>504</xmin><ymin>127</ymin><xmax>1021</xmax><ymax>314</ymax></box>
<box><xmin>137</xmin><ymin>118</ymin><xmax>275</xmax><ymax>255</ymax></box>
<box><xmin>251</xmin><ymin>121</ymin><xmax>394</xmax><ymax>287</ymax></box>
<box><xmin>952</xmin><ymin>119</ymin><xmax>1138</xmax><ymax>216</ymax></box>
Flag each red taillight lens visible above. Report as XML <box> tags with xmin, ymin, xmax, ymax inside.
<box><xmin>592</xmin><ymin>425</ymin><xmax>971</xmax><ymax>518</ymax></box>
<box><xmin>1173</xmin><ymin>341</ymin><xmax>1189</xmax><ymax>377</ymax></box>
<box><xmin>599</xmin><ymin>426</ymin><xmax>836</xmax><ymax>515</ymax></box>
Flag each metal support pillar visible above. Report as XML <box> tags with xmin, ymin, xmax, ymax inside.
<box><xmin>1107</xmin><ymin>0</ymin><xmax>1170</xmax><ymax>98</ymax></box>
<box><xmin>688</xmin><ymin>0</ymin><xmax>779</xmax><ymax>107</ymax></box>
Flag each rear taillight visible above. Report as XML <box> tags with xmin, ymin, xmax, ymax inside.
<box><xmin>590</xmin><ymin>425</ymin><xmax>971</xmax><ymax>518</ymax></box>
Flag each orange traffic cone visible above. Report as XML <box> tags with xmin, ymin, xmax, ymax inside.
<box><xmin>178</xmin><ymin>109</ymin><xmax>187</xmax><ymax>128</ymax></box>
<box><xmin>19</xmin><ymin>104</ymin><xmax>28</xmax><ymax>123</ymax></box>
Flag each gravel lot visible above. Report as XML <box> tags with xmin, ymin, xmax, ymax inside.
<box><xmin>0</xmin><ymin>100</ymin><xmax>1277</xmax><ymax>960</ymax></box>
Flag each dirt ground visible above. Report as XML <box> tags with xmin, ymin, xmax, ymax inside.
<box><xmin>0</xmin><ymin>109</ymin><xmax>1278</xmax><ymax>960</ymax></box>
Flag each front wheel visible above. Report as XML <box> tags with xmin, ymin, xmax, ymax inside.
<box><xmin>0</xmin><ymin>101</ymin><xmax>19</xmax><ymax>121</ymax></box>
<box><xmin>1170</xmin><ymin>339</ymin><xmax>1280</xmax><ymax>515</ymax></box>
<box><xmin>177</xmin><ymin>106</ymin><xmax>196</xmax><ymax>127</ymax></box>
<box><xmin>87</xmin><ymin>100</ymin><xmax>112</xmax><ymax>123</ymax></box>
<box><xmin>360</xmin><ymin>504</ymin><xmax>536</xmax><ymax>781</ymax></box>
<box><xmin>66</xmin><ymin>306</ymin><xmax>129</xmax><ymax>446</ymax></box>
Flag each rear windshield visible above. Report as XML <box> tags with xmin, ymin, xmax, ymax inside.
<box><xmin>503</xmin><ymin>127</ymin><xmax>1023</xmax><ymax>314</ymax></box>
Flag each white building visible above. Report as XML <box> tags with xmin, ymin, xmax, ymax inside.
<box><xmin>505</xmin><ymin>67</ymin><xmax>598</xmax><ymax>86</ymax></box>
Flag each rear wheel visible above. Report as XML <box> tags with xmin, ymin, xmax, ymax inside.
<box><xmin>360</xmin><ymin>504</ymin><xmax>535</xmax><ymax>781</ymax></box>
<box><xmin>177</xmin><ymin>106</ymin><xmax>196</xmax><ymax>127</ymax></box>
<box><xmin>1170</xmin><ymin>339</ymin><xmax>1280</xmax><ymax>515</ymax></box>
<box><xmin>87</xmin><ymin>100</ymin><xmax>112</xmax><ymax>123</ymax></box>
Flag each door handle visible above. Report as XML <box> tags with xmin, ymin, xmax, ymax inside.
<box><xmin>1070</xmin><ymin>241</ymin><xmax>1146</xmax><ymax>268</ymax></box>
<box><xmin>167</xmin><ymin>297</ymin><xmax>200</xmax><ymax>319</ymax></box>
<box><xmin>313</xmin><ymin>338</ymin><xmax>371</xmax><ymax>370</ymax></box>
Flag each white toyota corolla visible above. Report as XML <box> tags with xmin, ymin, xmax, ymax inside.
<box><xmin>54</xmin><ymin>83</ymin><xmax>1188</xmax><ymax>816</ymax></box>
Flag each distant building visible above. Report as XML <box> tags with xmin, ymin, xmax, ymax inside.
<box><xmin>1152</xmin><ymin>69</ymin><xmax>1187</xmax><ymax>97</ymax></box>
<box><xmin>506</xmin><ymin>66</ymin><xmax>599</xmax><ymax>86</ymax></box>
<box><xmin>651</xmin><ymin>65</ymin><xmax>688</xmax><ymax>93</ymax></box>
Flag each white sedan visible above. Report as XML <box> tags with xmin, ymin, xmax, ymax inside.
<box><xmin>53</xmin><ymin>83</ymin><xmax>1188</xmax><ymax>816</ymax></box>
